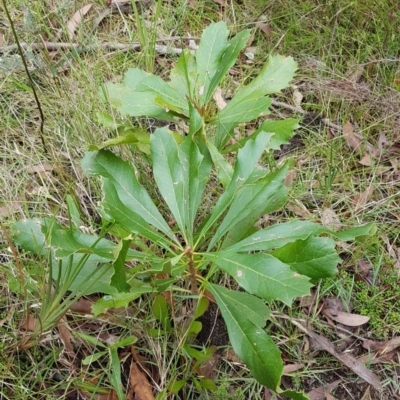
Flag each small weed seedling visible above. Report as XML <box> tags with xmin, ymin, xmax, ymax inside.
<box><xmin>12</xmin><ymin>22</ymin><xmax>375</xmax><ymax>399</ymax></box>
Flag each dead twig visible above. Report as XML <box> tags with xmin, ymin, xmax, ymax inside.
<box><xmin>0</xmin><ymin>41</ymin><xmax>183</xmax><ymax>55</ymax></box>
<box><xmin>271</xmin><ymin>99</ymin><xmax>342</xmax><ymax>132</ymax></box>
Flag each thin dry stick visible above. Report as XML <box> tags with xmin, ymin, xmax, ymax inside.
<box><xmin>2</xmin><ymin>0</ymin><xmax>48</xmax><ymax>155</ymax></box>
<box><xmin>271</xmin><ymin>99</ymin><xmax>342</xmax><ymax>131</ymax></box>
<box><xmin>0</xmin><ymin>38</ymin><xmax>196</xmax><ymax>54</ymax></box>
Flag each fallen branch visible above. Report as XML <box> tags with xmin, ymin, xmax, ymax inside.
<box><xmin>271</xmin><ymin>100</ymin><xmax>342</xmax><ymax>132</ymax></box>
<box><xmin>0</xmin><ymin>41</ymin><xmax>183</xmax><ymax>55</ymax></box>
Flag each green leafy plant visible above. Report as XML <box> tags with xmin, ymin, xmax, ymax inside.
<box><xmin>11</xmin><ymin>22</ymin><xmax>376</xmax><ymax>399</ymax></box>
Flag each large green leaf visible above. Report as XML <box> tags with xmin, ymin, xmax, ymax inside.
<box><xmin>196</xmin><ymin>132</ymin><xmax>273</xmax><ymax>246</ymax></box>
<box><xmin>101</xmin><ymin>179</ymin><xmax>172</xmax><ymax>247</ymax></box>
<box><xmin>52</xmin><ymin>256</ymin><xmax>117</xmax><ymax>295</ymax></box>
<box><xmin>331</xmin><ymin>222</ymin><xmax>377</xmax><ymax>242</ymax></box>
<box><xmin>40</xmin><ymin>221</ymin><xmax>117</xmax><ymax>259</ymax></box>
<box><xmin>208</xmin><ymin>162</ymin><xmax>289</xmax><ymax>249</ymax></box>
<box><xmin>271</xmin><ymin>236</ymin><xmax>341</xmax><ymax>279</ymax></box>
<box><xmin>104</xmin><ymin>68</ymin><xmax>188</xmax><ymax>120</ymax></box>
<box><xmin>12</xmin><ymin>218</ymin><xmax>48</xmax><ymax>256</ymax></box>
<box><xmin>150</xmin><ymin>129</ymin><xmax>211</xmax><ymax>244</ymax></box>
<box><xmin>214</xmin><ymin>252</ymin><xmax>312</xmax><ymax>306</ymax></box>
<box><xmin>208</xmin><ymin>284</ymin><xmax>282</xmax><ymax>390</ymax></box>
<box><xmin>81</xmin><ymin>150</ymin><xmax>177</xmax><ymax>245</ymax></box>
<box><xmin>215</xmin><ymin>55</ymin><xmax>297</xmax><ymax>148</ymax></box>
<box><xmin>181</xmin><ymin>137</ymin><xmax>212</xmax><ymax>237</ymax></box>
<box><xmin>226</xmin><ymin>220</ymin><xmax>325</xmax><ymax>252</ymax></box>
<box><xmin>151</xmin><ymin>128</ymin><xmax>188</xmax><ymax>239</ymax></box>
<box><xmin>214</xmin><ymin>93</ymin><xmax>272</xmax><ymax>150</ymax></box>
<box><xmin>226</xmin><ymin>220</ymin><xmax>377</xmax><ymax>253</ymax></box>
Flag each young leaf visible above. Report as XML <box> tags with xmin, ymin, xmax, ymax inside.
<box><xmin>271</xmin><ymin>236</ymin><xmax>341</xmax><ymax>279</ymax></box>
<box><xmin>66</xmin><ymin>195</ymin><xmax>81</xmax><ymax>229</ymax></box>
<box><xmin>111</xmin><ymin>238</ymin><xmax>131</xmax><ymax>292</ymax></box>
<box><xmin>169</xmin><ymin>49</ymin><xmax>197</xmax><ymax>102</ymax></box>
<box><xmin>196</xmin><ymin>22</ymin><xmax>230</xmax><ymax>105</ymax></box>
<box><xmin>213</xmin><ymin>252</ymin><xmax>312</xmax><ymax>306</ymax></box>
<box><xmin>92</xmin><ymin>288</ymin><xmax>154</xmax><ymax>317</ymax></box>
<box><xmin>208</xmin><ymin>284</ymin><xmax>282</xmax><ymax>390</ymax></box>
<box><xmin>194</xmin><ymin>297</ymin><xmax>209</xmax><ymax>319</ymax></box>
<box><xmin>205</xmin><ymin>28</ymin><xmax>251</xmax><ymax>102</ymax></box>
<box><xmin>88</xmin><ymin>128</ymin><xmax>149</xmax><ymax>152</ymax></box>
<box><xmin>81</xmin><ymin>150</ymin><xmax>177</xmax><ymax>245</ymax></box>
<box><xmin>206</xmin><ymin>139</ymin><xmax>233</xmax><ymax>187</ymax></box>
<box><xmin>152</xmin><ymin>294</ymin><xmax>171</xmax><ymax>332</ymax></box>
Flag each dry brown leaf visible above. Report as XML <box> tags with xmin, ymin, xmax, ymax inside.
<box><xmin>362</xmin><ymin>339</ymin><xmax>387</xmax><ymax>352</ymax></box>
<box><xmin>292</xmin><ymin>86</ymin><xmax>304</xmax><ymax>109</ymax></box>
<box><xmin>283</xmin><ymin>363</ymin><xmax>305</xmax><ymax>374</ymax></box>
<box><xmin>212</xmin><ymin>0</ymin><xmax>226</xmax><ymax>5</ymax></box>
<box><xmin>342</xmin><ymin>121</ymin><xmax>362</xmax><ymax>153</ymax></box>
<box><xmin>259</xmin><ymin>23</ymin><xmax>273</xmax><ymax>36</ymax></box>
<box><xmin>199</xmin><ymin>348</ymin><xmax>219</xmax><ymax>379</ymax></box>
<box><xmin>308</xmin><ymin>379</ymin><xmax>341</xmax><ymax>400</ymax></box>
<box><xmin>321</xmin><ymin>208</ymin><xmax>342</xmax><ymax>231</ymax></box>
<box><xmin>365</xmin><ymin>337</ymin><xmax>400</xmax><ymax>355</ymax></box>
<box><xmin>69</xmin><ymin>297</ymin><xmax>95</xmax><ymax>314</ymax></box>
<box><xmin>20</xmin><ymin>315</ymin><xmax>38</xmax><ymax>331</ymax></box>
<box><xmin>288</xmin><ymin>201</ymin><xmax>311</xmax><ymax>218</ymax></box>
<box><xmin>284</xmin><ymin>169</ymin><xmax>297</xmax><ymax>186</ymax></box>
<box><xmin>26</xmin><ymin>163</ymin><xmax>53</xmax><ymax>174</ymax></box>
<box><xmin>346</xmin><ymin>64</ymin><xmax>364</xmax><ymax>83</ymax></box>
<box><xmin>323</xmin><ymin>308</ymin><xmax>370</xmax><ymax>327</ymax></box>
<box><xmin>67</xmin><ymin>4</ymin><xmax>94</xmax><ymax>40</ymax></box>
<box><xmin>377</xmin><ymin>132</ymin><xmax>388</xmax><ymax>150</ymax></box>
<box><xmin>0</xmin><ymin>201</ymin><xmax>22</xmax><ymax>218</ymax></box>
<box><xmin>290</xmin><ymin>319</ymin><xmax>382</xmax><ymax>390</ymax></box>
<box><xmin>263</xmin><ymin>388</ymin><xmax>274</xmax><ymax>400</ymax></box>
<box><xmin>58</xmin><ymin>319</ymin><xmax>74</xmax><ymax>355</ymax></box>
<box><xmin>358</xmin><ymin>152</ymin><xmax>373</xmax><ymax>166</ymax></box>
<box><xmin>355</xmin><ymin>259</ymin><xmax>374</xmax><ymax>284</ymax></box>
<box><xmin>354</xmin><ymin>185</ymin><xmax>374</xmax><ymax>212</ymax></box>
<box><xmin>213</xmin><ymin>87</ymin><xmax>227</xmax><ymax>110</ymax></box>
<box><xmin>129</xmin><ymin>362</ymin><xmax>154</xmax><ymax>400</ymax></box>
<box><xmin>222</xmin><ymin>348</ymin><xmax>243</xmax><ymax>364</ymax></box>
